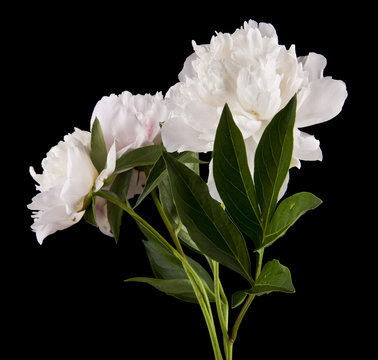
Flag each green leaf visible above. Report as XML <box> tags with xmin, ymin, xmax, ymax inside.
<box><xmin>107</xmin><ymin>171</ymin><xmax>133</xmax><ymax>243</ymax></box>
<box><xmin>141</xmin><ymin>229</ymin><xmax>214</xmax><ymax>302</ymax></box>
<box><xmin>231</xmin><ymin>291</ymin><xmax>248</xmax><ymax>309</ymax></box>
<box><xmin>125</xmin><ymin>277</ymin><xmax>198</xmax><ymax>303</ymax></box>
<box><xmin>90</xmin><ymin>117</ymin><xmax>108</xmax><ymax>173</ymax></box>
<box><xmin>158</xmin><ymin>175</ymin><xmax>199</xmax><ymax>252</ymax></box>
<box><xmin>232</xmin><ymin>259</ymin><xmax>294</xmax><ymax>303</ymax></box>
<box><xmin>261</xmin><ymin>192</ymin><xmax>322</xmax><ymax>249</ymax></box>
<box><xmin>163</xmin><ymin>151</ymin><xmax>253</xmax><ymax>285</ymax></box>
<box><xmin>115</xmin><ymin>144</ymin><xmax>163</xmax><ymax>172</ymax></box>
<box><xmin>250</xmin><ymin>259</ymin><xmax>295</xmax><ymax>295</ymax></box>
<box><xmin>84</xmin><ymin>195</ymin><xmax>97</xmax><ymax>227</ymax></box>
<box><xmin>254</xmin><ymin>95</ymin><xmax>297</xmax><ymax>227</ymax></box>
<box><xmin>213</xmin><ymin>104</ymin><xmax>262</xmax><ymax>248</ymax></box>
<box><xmin>134</xmin><ymin>151</ymin><xmax>201</xmax><ymax>209</ymax></box>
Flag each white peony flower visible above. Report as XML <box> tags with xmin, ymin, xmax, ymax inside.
<box><xmin>28</xmin><ymin>128</ymin><xmax>116</xmax><ymax>244</ymax></box>
<box><xmin>161</xmin><ymin>20</ymin><xmax>347</xmax><ymax>199</ymax></box>
<box><xmin>90</xmin><ymin>90</ymin><xmax>169</xmax><ymax>198</ymax></box>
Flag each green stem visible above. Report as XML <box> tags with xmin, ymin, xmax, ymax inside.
<box><xmin>151</xmin><ymin>189</ymin><xmax>185</xmax><ymax>256</ymax></box>
<box><xmin>98</xmin><ymin>189</ymin><xmax>223</xmax><ymax>359</ymax></box>
<box><xmin>229</xmin><ymin>249</ymin><xmax>264</xmax><ymax>345</ymax></box>
<box><xmin>150</xmin><ymin>189</ymin><xmax>224</xmax><ymax>359</ymax></box>
<box><xmin>213</xmin><ymin>261</ymin><xmax>232</xmax><ymax>360</ymax></box>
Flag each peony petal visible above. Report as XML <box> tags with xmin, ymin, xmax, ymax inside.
<box><xmin>296</xmin><ymin>77</ymin><xmax>347</xmax><ymax>127</ymax></box>
<box><xmin>94</xmin><ymin>197</ymin><xmax>113</xmax><ymax>237</ymax></box>
<box><xmin>293</xmin><ymin>129</ymin><xmax>323</xmax><ymax>163</ymax></box>
<box><xmin>161</xmin><ymin>115</ymin><xmax>212</xmax><ymax>153</ymax></box>
<box><xmin>60</xmin><ymin>144</ymin><xmax>98</xmax><ymax>214</ymax></box>
<box><xmin>299</xmin><ymin>52</ymin><xmax>327</xmax><ymax>81</ymax></box>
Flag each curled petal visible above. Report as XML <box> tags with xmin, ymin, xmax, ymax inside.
<box><xmin>296</xmin><ymin>77</ymin><xmax>348</xmax><ymax>127</ymax></box>
<box><xmin>60</xmin><ymin>144</ymin><xmax>98</xmax><ymax>215</ymax></box>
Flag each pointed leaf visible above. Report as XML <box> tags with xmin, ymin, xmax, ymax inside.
<box><xmin>261</xmin><ymin>192</ymin><xmax>322</xmax><ymax>249</ymax></box>
<box><xmin>125</xmin><ymin>277</ymin><xmax>198</xmax><ymax>303</ymax></box>
<box><xmin>249</xmin><ymin>259</ymin><xmax>295</xmax><ymax>295</ymax></box>
<box><xmin>158</xmin><ymin>175</ymin><xmax>199</xmax><ymax>252</ymax></box>
<box><xmin>213</xmin><ymin>104</ymin><xmax>262</xmax><ymax>247</ymax></box>
<box><xmin>115</xmin><ymin>144</ymin><xmax>163</xmax><ymax>172</ymax></box>
<box><xmin>90</xmin><ymin>117</ymin><xmax>108</xmax><ymax>173</ymax></box>
<box><xmin>254</xmin><ymin>95</ymin><xmax>297</xmax><ymax>226</ymax></box>
<box><xmin>134</xmin><ymin>151</ymin><xmax>201</xmax><ymax>208</ymax></box>
<box><xmin>142</xmin><ymin>231</ymin><xmax>214</xmax><ymax>301</ymax></box>
<box><xmin>163</xmin><ymin>151</ymin><xmax>253</xmax><ymax>284</ymax></box>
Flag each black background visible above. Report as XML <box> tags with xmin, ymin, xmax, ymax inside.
<box><xmin>6</xmin><ymin>2</ymin><xmax>367</xmax><ymax>359</ymax></box>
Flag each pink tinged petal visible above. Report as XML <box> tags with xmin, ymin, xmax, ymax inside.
<box><xmin>60</xmin><ymin>145</ymin><xmax>98</xmax><ymax>215</ymax></box>
<box><xmin>95</xmin><ymin>142</ymin><xmax>117</xmax><ymax>192</ymax></box>
<box><xmin>161</xmin><ymin>115</ymin><xmax>212</xmax><ymax>153</ymax></box>
<box><xmin>296</xmin><ymin>77</ymin><xmax>348</xmax><ymax>127</ymax></box>
<box><xmin>94</xmin><ymin>197</ymin><xmax>113</xmax><ymax>237</ymax></box>
<box><xmin>127</xmin><ymin>170</ymin><xmax>146</xmax><ymax>199</ymax></box>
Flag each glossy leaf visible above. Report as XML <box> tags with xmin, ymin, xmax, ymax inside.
<box><xmin>261</xmin><ymin>192</ymin><xmax>322</xmax><ymax>249</ymax></box>
<box><xmin>90</xmin><ymin>117</ymin><xmax>108</xmax><ymax>173</ymax></box>
<box><xmin>115</xmin><ymin>144</ymin><xmax>163</xmax><ymax>172</ymax></box>
<box><xmin>163</xmin><ymin>151</ymin><xmax>253</xmax><ymax>284</ymax></box>
<box><xmin>213</xmin><ymin>103</ymin><xmax>262</xmax><ymax>247</ymax></box>
<box><xmin>254</xmin><ymin>95</ymin><xmax>297</xmax><ymax>226</ymax></box>
<box><xmin>232</xmin><ymin>259</ymin><xmax>295</xmax><ymax>303</ymax></box>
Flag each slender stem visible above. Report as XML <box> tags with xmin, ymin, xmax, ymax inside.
<box><xmin>213</xmin><ymin>261</ymin><xmax>229</xmax><ymax>340</ymax></box>
<box><xmin>229</xmin><ymin>249</ymin><xmax>264</xmax><ymax>345</ymax></box>
<box><xmin>151</xmin><ymin>189</ymin><xmax>185</xmax><ymax>256</ymax></box>
<box><xmin>98</xmin><ymin>189</ymin><xmax>223</xmax><ymax>359</ymax></box>
<box><xmin>213</xmin><ymin>261</ymin><xmax>233</xmax><ymax>360</ymax></box>
<box><xmin>149</xmin><ymin>189</ymin><xmax>223</xmax><ymax>359</ymax></box>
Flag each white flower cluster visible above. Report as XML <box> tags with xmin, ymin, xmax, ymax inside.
<box><xmin>28</xmin><ymin>20</ymin><xmax>347</xmax><ymax>243</ymax></box>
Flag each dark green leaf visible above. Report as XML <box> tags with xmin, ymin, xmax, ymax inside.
<box><xmin>213</xmin><ymin>104</ymin><xmax>262</xmax><ymax>247</ymax></box>
<box><xmin>125</xmin><ymin>277</ymin><xmax>198</xmax><ymax>303</ymax></box>
<box><xmin>261</xmin><ymin>192</ymin><xmax>322</xmax><ymax>249</ymax></box>
<box><xmin>107</xmin><ymin>171</ymin><xmax>132</xmax><ymax>242</ymax></box>
<box><xmin>254</xmin><ymin>95</ymin><xmax>297</xmax><ymax>227</ymax></box>
<box><xmin>134</xmin><ymin>151</ymin><xmax>201</xmax><ymax>208</ymax></box>
<box><xmin>248</xmin><ymin>259</ymin><xmax>295</xmax><ymax>295</ymax></box>
<box><xmin>115</xmin><ymin>144</ymin><xmax>163</xmax><ymax>172</ymax></box>
<box><xmin>141</xmin><ymin>229</ymin><xmax>214</xmax><ymax>302</ymax></box>
<box><xmin>158</xmin><ymin>174</ymin><xmax>199</xmax><ymax>252</ymax></box>
<box><xmin>163</xmin><ymin>151</ymin><xmax>253</xmax><ymax>284</ymax></box>
<box><xmin>90</xmin><ymin>117</ymin><xmax>108</xmax><ymax>173</ymax></box>
<box><xmin>231</xmin><ymin>291</ymin><xmax>248</xmax><ymax>309</ymax></box>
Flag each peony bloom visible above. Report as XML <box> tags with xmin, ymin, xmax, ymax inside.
<box><xmin>28</xmin><ymin>128</ymin><xmax>116</xmax><ymax>244</ymax></box>
<box><xmin>90</xmin><ymin>91</ymin><xmax>169</xmax><ymax>198</ymax></box>
<box><xmin>161</xmin><ymin>20</ymin><xmax>347</xmax><ymax>198</ymax></box>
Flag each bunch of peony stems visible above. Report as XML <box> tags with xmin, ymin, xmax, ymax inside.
<box><xmin>28</xmin><ymin>20</ymin><xmax>347</xmax><ymax>359</ymax></box>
